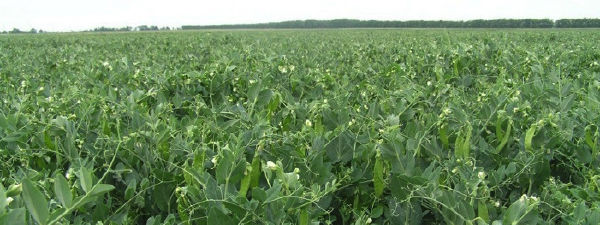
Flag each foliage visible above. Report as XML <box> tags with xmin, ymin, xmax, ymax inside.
<box><xmin>182</xmin><ymin>18</ymin><xmax>600</xmax><ymax>29</ymax></box>
<box><xmin>1</xmin><ymin>29</ymin><xmax>600</xmax><ymax>224</ymax></box>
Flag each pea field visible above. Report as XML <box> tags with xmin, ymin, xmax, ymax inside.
<box><xmin>1</xmin><ymin>29</ymin><xmax>600</xmax><ymax>225</ymax></box>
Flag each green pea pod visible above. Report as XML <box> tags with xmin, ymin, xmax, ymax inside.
<box><xmin>495</xmin><ymin>119</ymin><xmax>512</xmax><ymax>154</ymax></box>
<box><xmin>299</xmin><ymin>208</ymin><xmax>309</xmax><ymax>225</ymax></box>
<box><xmin>462</xmin><ymin>123</ymin><xmax>472</xmax><ymax>158</ymax></box>
<box><xmin>238</xmin><ymin>164</ymin><xmax>252</xmax><ymax>198</ymax></box>
<box><xmin>496</xmin><ymin>116</ymin><xmax>505</xmax><ymax>141</ymax></box>
<box><xmin>249</xmin><ymin>146</ymin><xmax>262</xmax><ymax>189</ymax></box>
<box><xmin>373</xmin><ymin>148</ymin><xmax>384</xmax><ymax>198</ymax></box>
<box><xmin>525</xmin><ymin>124</ymin><xmax>537</xmax><ymax>152</ymax></box>
<box><xmin>176</xmin><ymin>189</ymin><xmax>190</xmax><ymax>225</ymax></box>
<box><xmin>440</xmin><ymin>124</ymin><xmax>449</xmax><ymax>150</ymax></box>
<box><xmin>455</xmin><ymin>123</ymin><xmax>472</xmax><ymax>159</ymax></box>
<box><xmin>455</xmin><ymin>130</ymin><xmax>465</xmax><ymax>158</ymax></box>
<box><xmin>478</xmin><ymin>200</ymin><xmax>489</xmax><ymax>224</ymax></box>
<box><xmin>585</xmin><ymin>125</ymin><xmax>598</xmax><ymax>156</ymax></box>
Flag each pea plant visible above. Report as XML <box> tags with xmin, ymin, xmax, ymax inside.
<box><xmin>1</xmin><ymin>29</ymin><xmax>600</xmax><ymax>224</ymax></box>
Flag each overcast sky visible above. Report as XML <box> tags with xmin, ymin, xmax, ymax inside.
<box><xmin>1</xmin><ymin>0</ymin><xmax>599</xmax><ymax>31</ymax></box>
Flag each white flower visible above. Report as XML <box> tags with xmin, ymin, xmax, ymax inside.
<box><xmin>427</xmin><ymin>81</ymin><xmax>432</xmax><ymax>86</ymax></box>
<box><xmin>293</xmin><ymin>168</ymin><xmax>300</xmax><ymax>174</ymax></box>
<box><xmin>6</xmin><ymin>197</ymin><xmax>13</xmax><ymax>205</ymax></box>
<box><xmin>211</xmin><ymin>156</ymin><xmax>218</xmax><ymax>165</ymax></box>
<box><xmin>266</xmin><ymin>161</ymin><xmax>278</xmax><ymax>170</ymax></box>
<box><xmin>443</xmin><ymin>108</ymin><xmax>452</xmax><ymax>115</ymax></box>
<box><xmin>278</xmin><ymin>65</ymin><xmax>288</xmax><ymax>73</ymax></box>
<box><xmin>495</xmin><ymin>201</ymin><xmax>500</xmax><ymax>207</ymax></box>
<box><xmin>65</xmin><ymin>168</ymin><xmax>74</xmax><ymax>180</ymax></box>
<box><xmin>249</xmin><ymin>79</ymin><xmax>256</xmax><ymax>84</ymax></box>
<box><xmin>478</xmin><ymin>171</ymin><xmax>486</xmax><ymax>179</ymax></box>
<box><xmin>323</xmin><ymin>99</ymin><xmax>328</xmax><ymax>104</ymax></box>
<box><xmin>102</xmin><ymin>61</ymin><xmax>110</xmax><ymax>67</ymax></box>
<box><xmin>38</xmin><ymin>86</ymin><xmax>44</xmax><ymax>91</ymax></box>
<box><xmin>366</xmin><ymin>218</ymin><xmax>372</xmax><ymax>224</ymax></box>
<box><xmin>305</xmin><ymin>119</ymin><xmax>312</xmax><ymax>127</ymax></box>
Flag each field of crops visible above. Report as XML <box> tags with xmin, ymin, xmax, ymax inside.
<box><xmin>1</xmin><ymin>29</ymin><xmax>600</xmax><ymax>224</ymax></box>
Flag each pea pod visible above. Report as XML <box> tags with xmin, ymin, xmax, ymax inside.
<box><xmin>238</xmin><ymin>164</ymin><xmax>252</xmax><ymax>198</ymax></box>
<box><xmin>585</xmin><ymin>125</ymin><xmax>598</xmax><ymax>157</ymax></box>
<box><xmin>299</xmin><ymin>208</ymin><xmax>309</xmax><ymax>225</ymax></box>
<box><xmin>249</xmin><ymin>144</ymin><xmax>262</xmax><ymax>189</ymax></box>
<box><xmin>440</xmin><ymin>123</ymin><xmax>449</xmax><ymax>150</ymax></box>
<box><xmin>495</xmin><ymin>119</ymin><xmax>512</xmax><ymax>154</ymax></box>
<box><xmin>373</xmin><ymin>147</ymin><xmax>384</xmax><ymax>198</ymax></box>
<box><xmin>525</xmin><ymin>124</ymin><xmax>537</xmax><ymax>152</ymax></box>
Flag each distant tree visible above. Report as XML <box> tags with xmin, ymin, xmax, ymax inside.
<box><xmin>9</xmin><ymin>28</ymin><xmax>22</xmax><ymax>33</ymax></box>
<box><xmin>30</xmin><ymin>28</ymin><xmax>37</xmax><ymax>33</ymax></box>
<box><xmin>136</xmin><ymin>25</ymin><xmax>149</xmax><ymax>31</ymax></box>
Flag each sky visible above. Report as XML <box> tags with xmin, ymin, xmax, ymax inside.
<box><xmin>1</xmin><ymin>0</ymin><xmax>599</xmax><ymax>32</ymax></box>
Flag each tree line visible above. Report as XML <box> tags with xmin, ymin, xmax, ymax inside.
<box><xmin>3</xmin><ymin>19</ymin><xmax>600</xmax><ymax>34</ymax></box>
<box><xmin>0</xmin><ymin>25</ymin><xmax>175</xmax><ymax>34</ymax></box>
<box><xmin>182</xmin><ymin>18</ymin><xmax>600</xmax><ymax>29</ymax></box>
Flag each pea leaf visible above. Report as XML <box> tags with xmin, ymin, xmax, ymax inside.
<box><xmin>54</xmin><ymin>173</ymin><xmax>73</xmax><ymax>208</ymax></box>
<box><xmin>22</xmin><ymin>179</ymin><xmax>49</xmax><ymax>225</ymax></box>
<box><xmin>0</xmin><ymin>208</ymin><xmax>26</xmax><ymax>225</ymax></box>
<box><xmin>89</xmin><ymin>184</ymin><xmax>115</xmax><ymax>197</ymax></box>
<box><xmin>78</xmin><ymin>167</ymin><xmax>93</xmax><ymax>193</ymax></box>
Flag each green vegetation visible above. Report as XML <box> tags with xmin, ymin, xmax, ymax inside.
<box><xmin>1</xmin><ymin>29</ymin><xmax>600</xmax><ymax>224</ymax></box>
<box><xmin>182</xmin><ymin>18</ymin><xmax>600</xmax><ymax>29</ymax></box>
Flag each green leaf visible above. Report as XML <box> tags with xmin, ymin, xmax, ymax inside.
<box><xmin>251</xmin><ymin>187</ymin><xmax>267</xmax><ymax>202</ymax></box>
<box><xmin>124</xmin><ymin>180</ymin><xmax>137</xmax><ymax>200</ymax></box>
<box><xmin>89</xmin><ymin>184</ymin><xmax>115</xmax><ymax>197</ymax></box>
<box><xmin>0</xmin><ymin>183</ymin><xmax>6</xmax><ymax>214</ymax></box>
<box><xmin>78</xmin><ymin>167</ymin><xmax>93</xmax><ymax>193</ymax></box>
<box><xmin>371</xmin><ymin>205</ymin><xmax>384</xmax><ymax>218</ymax></box>
<box><xmin>1</xmin><ymin>208</ymin><xmax>26</xmax><ymax>225</ymax></box>
<box><xmin>48</xmin><ymin>208</ymin><xmax>66</xmax><ymax>224</ymax></box>
<box><xmin>22</xmin><ymin>179</ymin><xmax>49</xmax><ymax>225</ymax></box>
<box><xmin>503</xmin><ymin>197</ymin><xmax>527</xmax><ymax>225</ymax></box>
<box><xmin>54</xmin><ymin>173</ymin><xmax>73</xmax><ymax>208</ymax></box>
